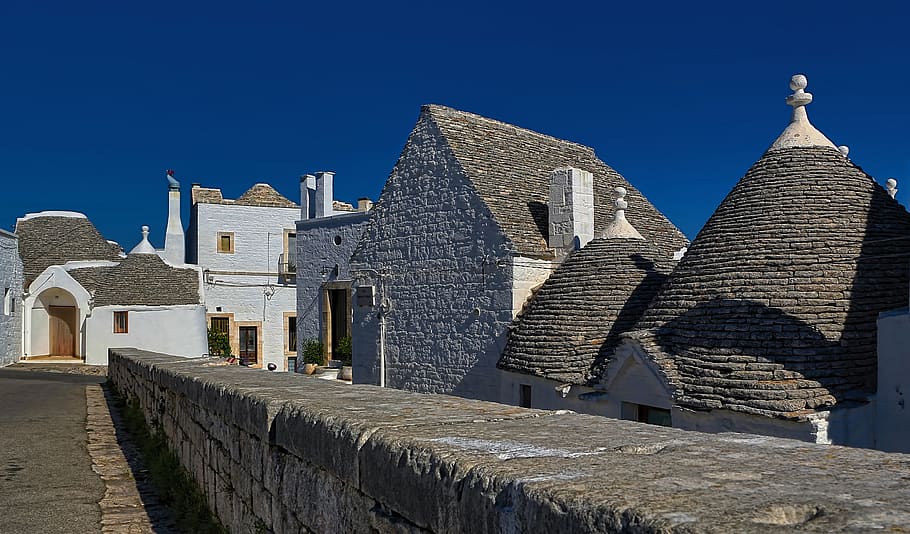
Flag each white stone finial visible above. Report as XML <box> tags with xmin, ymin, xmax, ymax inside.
<box><xmin>886</xmin><ymin>178</ymin><xmax>898</xmax><ymax>199</ymax></box>
<box><xmin>602</xmin><ymin>187</ymin><xmax>644</xmax><ymax>240</ymax></box>
<box><xmin>770</xmin><ymin>73</ymin><xmax>836</xmax><ymax>150</ymax></box>
<box><xmin>838</xmin><ymin>145</ymin><xmax>849</xmax><ymax>157</ymax></box>
<box><xmin>130</xmin><ymin>225</ymin><xmax>157</xmax><ymax>254</ymax></box>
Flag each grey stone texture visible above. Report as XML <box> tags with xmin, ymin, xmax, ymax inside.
<box><xmin>193</xmin><ymin>183</ymin><xmax>298</xmax><ymax>208</ymax></box>
<box><xmin>0</xmin><ymin>231</ymin><xmax>23</xmax><ymax>366</ymax></box>
<box><xmin>110</xmin><ymin>349</ymin><xmax>910</xmax><ymax>533</ymax></box>
<box><xmin>16</xmin><ymin>215</ymin><xmax>122</xmax><ymax>285</ymax></box>
<box><xmin>351</xmin><ymin>105</ymin><xmax>686</xmax><ymax>399</ymax></box>
<box><xmin>633</xmin><ymin>146</ymin><xmax>910</xmax><ymax>419</ymax></box>
<box><xmin>68</xmin><ymin>254</ymin><xmax>201</xmax><ymax>306</ymax></box>
<box><xmin>499</xmin><ymin>238</ymin><xmax>674</xmax><ymax>385</ymax></box>
<box><xmin>295</xmin><ymin>212</ymin><xmax>369</xmax><ymax>352</ymax></box>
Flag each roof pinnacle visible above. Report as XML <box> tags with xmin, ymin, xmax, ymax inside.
<box><xmin>769</xmin><ymin>74</ymin><xmax>836</xmax><ymax>151</ymax></box>
<box><xmin>602</xmin><ymin>187</ymin><xmax>644</xmax><ymax>240</ymax></box>
<box><xmin>130</xmin><ymin>225</ymin><xmax>157</xmax><ymax>254</ymax></box>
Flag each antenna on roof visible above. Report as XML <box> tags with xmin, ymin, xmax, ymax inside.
<box><xmin>601</xmin><ymin>187</ymin><xmax>644</xmax><ymax>240</ymax></box>
<box><xmin>886</xmin><ymin>178</ymin><xmax>898</xmax><ymax>199</ymax></box>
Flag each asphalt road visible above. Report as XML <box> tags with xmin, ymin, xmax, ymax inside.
<box><xmin>0</xmin><ymin>369</ymin><xmax>106</xmax><ymax>534</ymax></box>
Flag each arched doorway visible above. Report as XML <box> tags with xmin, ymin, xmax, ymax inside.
<box><xmin>32</xmin><ymin>288</ymin><xmax>79</xmax><ymax>358</ymax></box>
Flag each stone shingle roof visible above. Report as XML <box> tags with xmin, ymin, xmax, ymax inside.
<box><xmin>15</xmin><ymin>215</ymin><xmax>122</xmax><ymax>285</ymax></box>
<box><xmin>499</xmin><ymin>238</ymin><xmax>674</xmax><ymax>385</ymax></box>
<box><xmin>424</xmin><ymin>105</ymin><xmax>688</xmax><ymax>258</ymax></box>
<box><xmin>192</xmin><ymin>183</ymin><xmax>298</xmax><ymax>208</ymax></box>
<box><xmin>68</xmin><ymin>254</ymin><xmax>201</xmax><ymax>307</ymax></box>
<box><xmin>633</xmin><ymin>146</ymin><xmax>910</xmax><ymax>419</ymax></box>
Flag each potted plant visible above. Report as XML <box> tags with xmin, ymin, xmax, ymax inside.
<box><xmin>336</xmin><ymin>335</ymin><xmax>353</xmax><ymax>380</ymax></box>
<box><xmin>301</xmin><ymin>339</ymin><xmax>324</xmax><ymax>375</ymax></box>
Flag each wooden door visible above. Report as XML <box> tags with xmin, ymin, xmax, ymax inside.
<box><xmin>48</xmin><ymin>306</ymin><xmax>76</xmax><ymax>357</ymax></box>
<box><xmin>238</xmin><ymin>326</ymin><xmax>258</xmax><ymax>366</ymax></box>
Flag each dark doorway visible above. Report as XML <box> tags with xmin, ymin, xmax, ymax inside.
<box><xmin>238</xmin><ymin>326</ymin><xmax>258</xmax><ymax>366</ymax></box>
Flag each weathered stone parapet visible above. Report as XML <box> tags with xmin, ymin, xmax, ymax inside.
<box><xmin>110</xmin><ymin>348</ymin><xmax>910</xmax><ymax>533</ymax></box>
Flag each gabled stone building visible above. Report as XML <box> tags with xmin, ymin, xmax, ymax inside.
<box><xmin>351</xmin><ymin>105</ymin><xmax>687</xmax><ymax>400</ymax></box>
<box><xmin>618</xmin><ymin>75</ymin><xmax>910</xmax><ymax>445</ymax></box>
<box><xmin>0</xmin><ymin>228</ymin><xmax>23</xmax><ymax>367</ymax></box>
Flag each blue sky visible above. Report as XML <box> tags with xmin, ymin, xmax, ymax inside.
<box><xmin>1</xmin><ymin>1</ymin><xmax>908</xmax><ymax>249</ymax></box>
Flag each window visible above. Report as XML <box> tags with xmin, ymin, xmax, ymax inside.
<box><xmin>621</xmin><ymin>402</ymin><xmax>671</xmax><ymax>427</ymax></box>
<box><xmin>211</xmin><ymin>317</ymin><xmax>229</xmax><ymax>334</ymax></box>
<box><xmin>287</xmin><ymin>315</ymin><xmax>297</xmax><ymax>352</ymax></box>
<box><xmin>2</xmin><ymin>288</ymin><xmax>10</xmax><ymax>316</ymax></box>
<box><xmin>217</xmin><ymin>232</ymin><xmax>234</xmax><ymax>253</ymax></box>
<box><xmin>519</xmin><ymin>384</ymin><xmax>532</xmax><ymax>408</ymax></box>
<box><xmin>113</xmin><ymin>311</ymin><xmax>129</xmax><ymax>333</ymax></box>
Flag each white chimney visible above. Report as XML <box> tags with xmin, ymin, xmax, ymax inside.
<box><xmin>315</xmin><ymin>171</ymin><xmax>335</xmax><ymax>218</ymax></box>
<box><xmin>300</xmin><ymin>174</ymin><xmax>316</xmax><ymax>219</ymax></box>
<box><xmin>548</xmin><ymin>167</ymin><xmax>594</xmax><ymax>258</ymax></box>
<box><xmin>163</xmin><ymin>170</ymin><xmax>185</xmax><ymax>264</ymax></box>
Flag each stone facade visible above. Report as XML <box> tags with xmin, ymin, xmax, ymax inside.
<box><xmin>295</xmin><ymin>211</ymin><xmax>369</xmax><ymax>366</ymax></box>
<box><xmin>0</xmin><ymin>230</ymin><xmax>23</xmax><ymax>366</ymax></box>
<box><xmin>351</xmin><ymin>105</ymin><xmax>686</xmax><ymax>400</ymax></box>
<box><xmin>110</xmin><ymin>348</ymin><xmax>910</xmax><ymax>533</ymax></box>
<box><xmin>188</xmin><ymin>186</ymin><xmax>300</xmax><ymax>371</ymax></box>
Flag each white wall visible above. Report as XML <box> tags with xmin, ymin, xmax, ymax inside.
<box><xmin>192</xmin><ymin>202</ymin><xmax>299</xmax><ymax>369</ymax></box>
<box><xmin>295</xmin><ymin>212</ymin><xmax>369</xmax><ymax>351</ymax></box>
<box><xmin>0</xmin><ymin>232</ymin><xmax>23</xmax><ymax>366</ymax></box>
<box><xmin>510</xmin><ymin>256</ymin><xmax>555</xmax><ymax>318</ymax></box>
<box><xmin>84</xmin><ymin>305</ymin><xmax>208</xmax><ymax>365</ymax></box>
<box><xmin>875</xmin><ymin>308</ymin><xmax>910</xmax><ymax>452</ymax></box>
<box><xmin>351</xmin><ymin>115</ymin><xmax>516</xmax><ymax>401</ymax></box>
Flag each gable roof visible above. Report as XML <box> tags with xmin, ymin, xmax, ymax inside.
<box><xmin>633</xmin><ymin>145</ymin><xmax>910</xmax><ymax>419</ymax></box>
<box><xmin>67</xmin><ymin>254</ymin><xmax>201</xmax><ymax>307</ymax></box>
<box><xmin>499</xmin><ymin>237</ymin><xmax>674</xmax><ymax>385</ymax></box>
<box><xmin>15</xmin><ymin>214</ymin><xmax>122</xmax><ymax>285</ymax></box>
<box><xmin>421</xmin><ymin>105</ymin><xmax>688</xmax><ymax>258</ymax></box>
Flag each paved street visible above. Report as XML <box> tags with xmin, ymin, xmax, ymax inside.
<box><xmin>0</xmin><ymin>368</ymin><xmax>106</xmax><ymax>533</ymax></box>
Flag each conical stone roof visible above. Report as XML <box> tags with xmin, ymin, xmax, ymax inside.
<box><xmin>499</xmin><ymin>237</ymin><xmax>674</xmax><ymax>385</ymax></box>
<box><xmin>635</xmin><ymin>145</ymin><xmax>910</xmax><ymax>419</ymax></box>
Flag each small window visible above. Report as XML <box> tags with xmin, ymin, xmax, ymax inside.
<box><xmin>519</xmin><ymin>384</ymin><xmax>532</xmax><ymax>408</ymax></box>
<box><xmin>2</xmin><ymin>288</ymin><xmax>9</xmax><ymax>316</ymax></box>
<box><xmin>211</xmin><ymin>317</ymin><xmax>229</xmax><ymax>334</ymax></box>
<box><xmin>621</xmin><ymin>402</ymin><xmax>671</xmax><ymax>427</ymax></box>
<box><xmin>333</xmin><ymin>235</ymin><xmax>342</xmax><ymax>246</ymax></box>
<box><xmin>113</xmin><ymin>311</ymin><xmax>129</xmax><ymax>333</ymax></box>
<box><xmin>287</xmin><ymin>315</ymin><xmax>297</xmax><ymax>352</ymax></box>
<box><xmin>217</xmin><ymin>232</ymin><xmax>234</xmax><ymax>253</ymax></box>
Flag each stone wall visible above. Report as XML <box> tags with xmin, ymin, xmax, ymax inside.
<box><xmin>110</xmin><ymin>349</ymin><xmax>910</xmax><ymax>533</ymax></box>
<box><xmin>0</xmin><ymin>230</ymin><xmax>22</xmax><ymax>366</ymax></box>
<box><xmin>351</xmin><ymin>114</ymin><xmax>515</xmax><ymax>400</ymax></box>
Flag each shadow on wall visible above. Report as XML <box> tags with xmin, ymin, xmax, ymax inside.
<box><xmin>527</xmin><ymin>201</ymin><xmax>548</xmax><ymax>242</ymax></box>
<box><xmin>590</xmin><ymin>254</ymin><xmax>668</xmax><ymax>382</ymax></box>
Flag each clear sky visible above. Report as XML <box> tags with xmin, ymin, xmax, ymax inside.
<box><xmin>2</xmin><ymin>1</ymin><xmax>908</xmax><ymax>249</ymax></box>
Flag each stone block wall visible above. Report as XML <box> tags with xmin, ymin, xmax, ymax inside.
<box><xmin>0</xmin><ymin>230</ymin><xmax>22</xmax><ymax>366</ymax></box>
<box><xmin>111</xmin><ymin>348</ymin><xmax>910</xmax><ymax>533</ymax></box>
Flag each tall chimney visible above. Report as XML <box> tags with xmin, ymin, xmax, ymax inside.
<box><xmin>164</xmin><ymin>170</ymin><xmax>185</xmax><ymax>264</ymax></box>
<box><xmin>315</xmin><ymin>171</ymin><xmax>335</xmax><ymax>218</ymax></box>
<box><xmin>300</xmin><ymin>174</ymin><xmax>316</xmax><ymax>219</ymax></box>
<box><xmin>548</xmin><ymin>167</ymin><xmax>594</xmax><ymax>258</ymax></box>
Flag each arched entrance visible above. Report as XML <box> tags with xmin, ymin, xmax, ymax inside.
<box><xmin>32</xmin><ymin>288</ymin><xmax>79</xmax><ymax>358</ymax></box>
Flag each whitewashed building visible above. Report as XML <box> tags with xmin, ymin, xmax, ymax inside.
<box><xmin>0</xmin><ymin>228</ymin><xmax>23</xmax><ymax>367</ymax></box>
<box><xmin>295</xmin><ymin>172</ymin><xmax>372</xmax><ymax>368</ymax></box>
<box><xmin>15</xmin><ymin>210</ymin><xmax>207</xmax><ymax>365</ymax></box>
<box><xmin>350</xmin><ymin>105</ymin><xmax>686</xmax><ymax>400</ymax></box>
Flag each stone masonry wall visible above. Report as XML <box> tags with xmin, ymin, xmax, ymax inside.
<box><xmin>0</xmin><ymin>231</ymin><xmax>23</xmax><ymax>366</ymax></box>
<box><xmin>110</xmin><ymin>349</ymin><xmax>910</xmax><ymax>533</ymax></box>
<box><xmin>351</xmin><ymin>113</ymin><xmax>515</xmax><ymax>400</ymax></box>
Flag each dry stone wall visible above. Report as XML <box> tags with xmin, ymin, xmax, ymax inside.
<box><xmin>111</xmin><ymin>348</ymin><xmax>910</xmax><ymax>533</ymax></box>
<box><xmin>0</xmin><ymin>231</ymin><xmax>22</xmax><ymax>366</ymax></box>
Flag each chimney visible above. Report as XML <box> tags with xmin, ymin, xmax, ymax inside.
<box><xmin>300</xmin><ymin>174</ymin><xmax>316</xmax><ymax>219</ymax></box>
<box><xmin>315</xmin><ymin>171</ymin><xmax>335</xmax><ymax>218</ymax></box>
<box><xmin>357</xmin><ymin>197</ymin><xmax>373</xmax><ymax>212</ymax></box>
<box><xmin>548</xmin><ymin>167</ymin><xmax>594</xmax><ymax>258</ymax></box>
<box><xmin>163</xmin><ymin>170</ymin><xmax>185</xmax><ymax>264</ymax></box>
